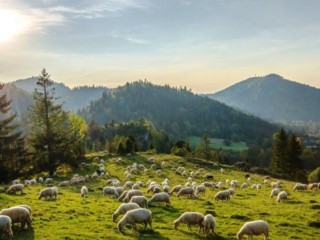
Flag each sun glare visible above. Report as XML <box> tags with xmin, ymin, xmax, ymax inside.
<box><xmin>0</xmin><ymin>10</ymin><xmax>26</xmax><ymax>42</ymax></box>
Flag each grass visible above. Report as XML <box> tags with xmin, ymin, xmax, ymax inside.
<box><xmin>187</xmin><ymin>136</ymin><xmax>248</xmax><ymax>152</ymax></box>
<box><xmin>0</xmin><ymin>152</ymin><xmax>319</xmax><ymax>240</ymax></box>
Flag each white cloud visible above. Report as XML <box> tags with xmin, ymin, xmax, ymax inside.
<box><xmin>111</xmin><ymin>31</ymin><xmax>148</xmax><ymax>44</ymax></box>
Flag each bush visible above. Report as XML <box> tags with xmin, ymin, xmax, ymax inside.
<box><xmin>308</xmin><ymin>167</ymin><xmax>320</xmax><ymax>183</ymax></box>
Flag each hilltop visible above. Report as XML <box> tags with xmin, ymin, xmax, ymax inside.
<box><xmin>208</xmin><ymin>74</ymin><xmax>320</xmax><ymax>122</ymax></box>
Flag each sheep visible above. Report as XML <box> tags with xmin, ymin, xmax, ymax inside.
<box><xmin>204</xmin><ymin>174</ymin><xmax>213</xmax><ymax>180</ymax></box>
<box><xmin>103</xmin><ymin>187</ymin><xmax>119</xmax><ymax>198</ymax></box>
<box><xmin>0</xmin><ymin>215</ymin><xmax>13</xmax><ymax>239</ymax></box>
<box><xmin>257</xmin><ymin>184</ymin><xmax>262</xmax><ymax>189</ymax></box>
<box><xmin>270</xmin><ymin>188</ymin><xmax>280</xmax><ymax>198</ymax></box>
<box><xmin>271</xmin><ymin>182</ymin><xmax>280</xmax><ymax>188</ymax></box>
<box><xmin>148</xmin><ymin>192</ymin><xmax>170</xmax><ymax>206</ymax></box>
<box><xmin>309</xmin><ymin>183</ymin><xmax>318</xmax><ymax>190</ymax></box>
<box><xmin>170</xmin><ymin>185</ymin><xmax>183</xmax><ymax>195</ymax></box>
<box><xmin>163</xmin><ymin>185</ymin><xmax>171</xmax><ymax>193</ymax></box>
<box><xmin>123</xmin><ymin>190</ymin><xmax>143</xmax><ymax>203</ymax></box>
<box><xmin>173</xmin><ymin>212</ymin><xmax>204</xmax><ymax>232</ymax></box>
<box><xmin>15</xmin><ymin>205</ymin><xmax>32</xmax><ymax>217</ymax></box>
<box><xmin>220</xmin><ymin>168</ymin><xmax>225</xmax><ymax>174</ymax></box>
<box><xmin>0</xmin><ymin>206</ymin><xmax>32</xmax><ymax>230</ymax></box>
<box><xmin>24</xmin><ymin>180</ymin><xmax>30</xmax><ymax>186</ymax></box>
<box><xmin>81</xmin><ymin>186</ymin><xmax>88</xmax><ymax>197</ymax></box>
<box><xmin>51</xmin><ymin>187</ymin><xmax>58</xmax><ymax>199</ymax></box>
<box><xmin>177</xmin><ymin>187</ymin><xmax>195</xmax><ymax>198</ymax></box>
<box><xmin>118</xmin><ymin>190</ymin><xmax>129</xmax><ymax>202</ymax></box>
<box><xmin>227</xmin><ymin>188</ymin><xmax>235</xmax><ymax>196</ymax></box>
<box><xmin>70</xmin><ymin>176</ymin><xmax>86</xmax><ymax>185</ymax></box>
<box><xmin>216</xmin><ymin>181</ymin><xmax>223</xmax><ymax>188</ymax></box>
<box><xmin>241</xmin><ymin>183</ymin><xmax>248</xmax><ymax>189</ymax></box>
<box><xmin>6</xmin><ymin>184</ymin><xmax>24</xmax><ymax>194</ymax></box>
<box><xmin>38</xmin><ymin>177</ymin><xmax>43</xmax><ymax>183</ymax></box>
<box><xmin>38</xmin><ymin>188</ymin><xmax>53</xmax><ymax>200</ymax></box>
<box><xmin>130</xmin><ymin>196</ymin><xmax>148</xmax><ymax>208</ymax></box>
<box><xmin>264</xmin><ymin>179</ymin><xmax>268</xmax><ymax>185</ymax></box>
<box><xmin>147</xmin><ymin>184</ymin><xmax>160</xmax><ymax>194</ymax></box>
<box><xmin>195</xmin><ymin>185</ymin><xmax>206</xmax><ymax>196</ymax></box>
<box><xmin>124</xmin><ymin>181</ymin><xmax>133</xmax><ymax>189</ymax></box>
<box><xmin>214</xmin><ymin>190</ymin><xmax>230</xmax><ymax>201</ymax></box>
<box><xmin>12</xmin><ymin>179</ymin><xmax>20</xmax><ymax>185</ymax></box>
<box><xmin>132</xmin><ymin>183</ymin><xmax>140</xmax><ymax>190</ymax></box>
<box><xmin>237</xmin><ymin>220</ymin><xmax>269</xmax><ymax>240</ymax></box>
<box><xmin>29</xmin><ymin>179</ymin><xmax>37</xmax><ymax>185</ymax></box>
<box><xmin>188</xmin><ymin>177</ymin><xmax>193</xmax><ymax>183</ymax></box>
<box><xmin>156</xmin><ymin>170</ymin><xmax>162</xmax><ymax>175</ymax></box>
<box><xmin>293</xmin><ymin>183</ymin><xmax>307</xmax><ymax>191</ymax></box>
<box><xmin>277</xmin><ymin>191</ymin><xmax>288</xmax><ymax>202</ymax></box>
<box><xmin>161</xmin><ymin>161</ymin><xmax>166</xmax><ymax>169</ymax></box>
<box><xmin>117</xmin><ymin>208</ymin><xmax>152</xmax><ymax>233</ymax></box>
<box><xmin>202</xmin><ymin>214</ymin><xmax>216</xmax><ymax>235</ymax></box>
<box><xmin>45</xmin><ymin>178</ymin><xmax>53</xmax><ymax>184</ymax></box>
<box><xmin>58</xmin><ymin>181</ymin><xmax>69</xmax><ymax>187</ymax></box>
<box><xmin>252</xmin><ymin>184</ymin><xmax>257</xmax><ymax>189</ymax></box>
<box><xmin>202</xmin><ymin>182</ymin><xmax>215</xmax><ymax>188</ymax></box>
<box><xmin>114</xmin><ymin>187</ymin><xmax>124</xmax><ymax>196</ymax></box>
<box><xmin>112</xmin><ymin>203</ymin><xmax>140</xmax><ymax>222</ymax></box>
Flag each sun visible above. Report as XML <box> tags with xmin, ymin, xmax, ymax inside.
<box><xmin>0</xmin><ymin>10</ymin><xmax>26</xmax><ymax>42</ymax></box>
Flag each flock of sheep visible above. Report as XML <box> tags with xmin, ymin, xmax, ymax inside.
<box><xmin>1</xmin><ymin>155</ymin><xmax>320</xmax><ymax>239</ymax></box>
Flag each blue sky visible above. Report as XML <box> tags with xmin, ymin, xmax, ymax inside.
<box><xmin>0</xmin><ymin>0</ymin><xmax>320</xmax><ymax>92</ymax></box>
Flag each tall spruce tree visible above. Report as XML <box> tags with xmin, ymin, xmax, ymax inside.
<box><xmin>0</xmin><ymin>83</ymin><xmax>25</xmax><ymax>181</ymax></box>
<box><xmin>287</xmin><ymin>134</ymin><xmax>304</xmax><ymax>181</ymax></box>
<box><xmin>28</xmin><ymin>69</ymin><xmax>73</xmax><ymax>175</ymax></box>
<box><xmin>270</xmin><ymin>128</ymin><xmax>288</xmax><ymax>174</ymax></box>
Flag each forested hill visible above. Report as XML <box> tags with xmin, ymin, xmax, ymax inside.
<box><xmin>6</xmin><ymin>77</ymin><xmax>109</xmax><ymax>112</ymax></box>
<box><xmin>80</xmin><ymin>81</ymin><xmax>277</xmax><ymax>144</ymax></box>
<box><xmin>208</xmin><ymin>74</ymin><xmax>320</xmax><ymax>122</ymax></box>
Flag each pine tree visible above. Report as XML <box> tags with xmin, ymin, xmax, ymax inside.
<box><xmin>117</xmin><ymin>142</ymin><xmax>125</xmax><ymax>155</ymax></box>
<box><xmin>28</xmin><ymin>69</ymin><xmax>73</xmax><ymax>175</ymax></box>
<box><xmin>270</xmin><ymin>128</ymin><xmax>288</xmax><ymax>174</ymax></box>
<box><xmin>287</xmin><ymin>134</ymin><xmax>304</xmax><ymax>181</ymax></box>
<box><xmin>0</xmin><ymin>83</ymin><xmax>25</xmax><ymax>181</ymax></box>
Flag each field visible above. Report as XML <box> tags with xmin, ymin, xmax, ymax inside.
<box><xmin>0</xmin><ymin>153</ymin><xmax>319</xmax><ymax>240</ymax></box>
<box><xmin>187</xmin><ymin>136</ymin><xmax>248</xmax><ymax>152</ymax></box>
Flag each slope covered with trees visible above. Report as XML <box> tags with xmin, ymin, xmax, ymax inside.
<box><xmin>80</xmin><ymin>81</ymin><xmax>277</xmax><ymax>145</ymax></box>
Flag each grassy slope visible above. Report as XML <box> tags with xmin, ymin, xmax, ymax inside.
<box><xmin>0</xmin><ymin>153</ymin><xmax>319</xmax><ymax>240</ymax></box>
<box><xmin>187</xmin><ymin>136</ymin><xmax>248</xmax><ymax>152</ymax></box>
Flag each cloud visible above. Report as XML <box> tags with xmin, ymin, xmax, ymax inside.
<box><xmin>111</xmin><ymin>31</ymin><xmax>148</xmax><ymax>44</ymax></box>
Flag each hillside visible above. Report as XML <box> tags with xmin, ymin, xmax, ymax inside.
<box><xmin>208</xmin><ymin>74</ymin><xmax>320</xmax><ymax>122</ymax></box>
<box><xmin>80</xmin><ymin>81</ymin><xmax>277</xmax><ymax>144</ymax></box>
<box><xmin>8</xmin><ymin>77</ymin><xmax>108</xmax><ymax>112</ymax></box>
<box><xmin>0</xmin><ymin>153</ymin><xmax>319</xmax><ymax>240</ymax></box>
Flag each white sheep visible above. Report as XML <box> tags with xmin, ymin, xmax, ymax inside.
<box><xmin>202</xmin><ymin>214</ymin><xmax>216</xmax><ymax>235</ymax></box>
<box><xmin>45</xmin><ymin>178</ymin><xmax>53</xmax><ymax>184</ymax></box>
<box><xmin>112</xmin><ymin>203</ymin><xmax>140</xmax><ymax>222</ymax></box>
<box><xmin>195</xmin><ymin>185</ymin><xmax>206</xmax><ymax>196</ymax></box>
<box><xmin>148</xmin><ymin>192</ymin><xmax>170</xmax><ymax>206</ymax></box>
<box><xmin>30</xmin><ymin>179</ymin><xmax>37</xmax><ymax>185</ymax></box>
<box><xmin>51</xmin><ymin>187</ymin><xmax>58</xmax><ymax>199</ymax></box>
<box><xmin>103</xmin><ymin>187</ymin><xmax>119</xmax><ymax>198</ymax></box>
<box><xmin>308</xmin><ymin>183</ymin><xmax>318</xmax><ymax>190</ymax></box>
<box><xmin>237</xmin><ymin>220</ymin><xmax>269</xmax><ymax>240</ymax></box>
<box><xmin>163</xmin><ymin>185</ymin><xmax>171</xmax><ymax>193</ymax></box>
<box><xmin>117</xmin><ymin>208</ymin><xmax>152</xmax><ymax>232</ymax></box>
<box><xmin>0</xmin><ymin>215</ymin><xmax>13</xmax><ymax>239</ymax></box>
<box><xmin>0</xmin><ymin>206</ymin><xmax>32</xmax><ymax>230</ymax></box>
<box><xmin>270</xmin><ymin>188</ymin><xmax>280</xmax><ymax>198</ymax></box>
<box><xmin>293</xmin><ymin>183</ymin><xmax>307</xmax><ymax>191</ymax></box>
<box><xmin>118</xmin><ymin>190</ymin><xmax>129</xmax><ymax>202</ymax></box>
<box><xmin>24</xmin><ymin>180</ymin><xmax>30</xmax><ymax>186</ymax></box>
<box><xmin>58</xmin><ymin>181</ymin><xmax>69</xmax><ymax>187</ymax></box>
<box><xmin>277</xmin><ymin>191</ymin><xmax>288</xmax><ymax>202</ymax></box>
<box><xmin>123</xmin><ymin>190</ymin><xmax>143</xmax><ymax>203</ymax></box>
<box><xmin>241</xmin><ymin>183</ymin><xmax>248</xmax><ymax>189</ymax></box>
<box><xmin>214</xmin><ymin>190</ymin><xmax>230</xmax><ymax>201</ymax></box>
<box><xmin>130</xmin><ymin>196</ymin><xmax>148</xmax><ymax>208</ymax></box>
<box><xmin>124</xmin><ymin>181</ymin><xmax>133</xmax><ymax>189</ymax></box>
<box><xmin>38</xmin><ymin>177</ymin><xmax>43</xmax><ymax>183</ymax></box>
<box><xmin>81</xmin><ymin>186</ymin><xmax>88</xmax><ymax>197</ymax></box>
<box><xmin>131</xmin><ymin>183</ymin><xmax>140</xmax><ymax>190</ymax></box>
<box><xmin>170</xmin><ymin>185</ymin><xmax>183</xmax><ymax>195</ymax></box>
<box><xmin>177</xmin><ymin>187</ymin><xmax>195</xmax><ymax>198</ymax></box>
<box><xmin>12</xmin><ymin>179</ymin><xmax>20</xmax><ymax>185</ymax></box>
<box><xmin>227</xmin><ymin>188</ymin><xmax>235</xmax><ymax>196</ymax></box>
<box><xmin>114</xmin><ymin>187</ymin><xmax>124</xmax><ymax>196</ymax></box>
<box><xmin>6</xmin><ymin>184</ymin><xmax>24</xmax><ymax>194</ymax></box>
<box><xmin>38</xmin><ymin>188</ymin><xmax>53</xmax><ymax>200</ymax></box>
<box><xmin>173</xmin><ymin>212</ymin><xmax>204</xmax><ymax>232</ymax></box>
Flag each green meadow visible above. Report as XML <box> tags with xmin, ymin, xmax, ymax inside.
<box><xmin>0</xmin><ymin>153</ymin><xmax>319</xmax><ymax>240</ymax></box>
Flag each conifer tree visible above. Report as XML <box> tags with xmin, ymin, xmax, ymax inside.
<box><xmin>0</xmin><ymin>83</ymin><xmax>25</xmax><ymax>181</ymax></box>
<box><xmin>270</xmin><ymin>128</ymin><xmax>288</xmax><ymax>174</ymax></box>
<box><xmin>287</xmin><ymin>134</ymin><xmax>304</xmax><ymax>181</ymax></box>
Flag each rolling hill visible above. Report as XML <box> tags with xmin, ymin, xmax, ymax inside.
<box><xmin>80</xmin><ymin>81</ymin><xmax>277</xmax><ymax>144</ymax></box>
<box><xmin>208</xmin><ymin>74</ymin><xmax>320</xmax><ymax>122</ymax></box>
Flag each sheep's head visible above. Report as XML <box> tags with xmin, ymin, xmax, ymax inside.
<box><xmin>173</xmin><ymin>220</ymin><xmax>179</xmax><ymax>229</ymax></box>
<box><xmin>112</xmin><ymin>214</ymin><xmax>116</xmax><ymax>222</ymax></box>
<box><xmin>236</xmin><ymin>232</ymin><xmax>242</xmax><ymax>240</ymax></box>
<box><xmin>117</xmin><ymin>221</ymin><xmax>125</xmax><ymax>233</ymax></box>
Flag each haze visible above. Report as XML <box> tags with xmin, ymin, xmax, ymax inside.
<box><xmin>0</xmin><ymin>0</ymin><xmax>320</xmax><ymax>93</ymax></box>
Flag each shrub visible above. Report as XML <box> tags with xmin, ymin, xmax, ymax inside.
<box><xmin>308</xmin><ymin>167</ymin><xmax>320</xmax><ymax>183</ymax></box>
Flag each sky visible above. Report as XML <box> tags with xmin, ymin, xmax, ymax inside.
<box><xmin>0</xmin><ymin>0</ymin><xmax>320</xmax><ymax>93</ymax></box>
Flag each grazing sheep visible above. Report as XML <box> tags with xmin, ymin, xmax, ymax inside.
<box><xmin>45</xmin><ymin>178</ymin><xmax>53</xmax><ymax>184</ymax></box>
<box><xmin>24</xmin><ymin>180</ymin><xmax>30</xmax><ymax>186</ymax></box>
<box><xmin>264</xmin><ymin>179</ymin><xmax>269</xmax><ymax>185</ymax></box>
<box><xmin>112</xmin><ymin>203</ymin><xmax>140</xmax><ymax>222</ymax></box>
<box><xmin>51</xmin><ymin>187</ymin><xmax>58</xmax><ymax>199</ymax></box>
<box><xmin>170</xmin><ymin>185</ymin><xmax>183</xmax><ymax>195</ymax></box>
<box><xmin>195</xmin><ymin>185</ymin><xmax>206</xmax><ymax>196</ymax></box>
<box><xmin>38</xmin><ymin>188</ymin><xmax>53</xmax><ymax>200</ymax></box>
<box><xmin>177</xmin><ymin>187</ymin><xmax>195</xmax><ymax>198</ymax></box>
<box><xmin>308</xmin><ymin>183</ymin><xmax>318</xmax><ymax>190</ymax></box>
<box><xmin>252</xmin><ymin>184</ymin><xmax>257</xmax><ymax>189</ymax></box>
<box><xmin>220</xmin><ymin>168</ymin><xmax>225</xmax><ymax>174</ymax></box>
<box><xmin>202</xmin><ymin>214</ymin><xmax>216</xmax><ymax>235</ymax></box>
<box><xmin>130</xmin><ymin>196</ymin><xmax>148</xmax><ymax>208</ymax></box>
<box><xmin>117</xmin><ymin>208</ymin><xmax>152</xmax><ymax>233</ymax></box>
<box><xmin>271</xmin><ymin>182</ymin><xmax>280</xmax><ymax>188</ymax></box>
<box><xmin>257</xmin><ymin>184</ymin><xmax>262</xmax><ymax>189</ymax></box>
<box><xmin>0</xmin><ymin>215</ymin><xmax>13</xmax><ymax>239</ymax></box>
<box><xmin>202</xmin><ymin>182</ymin><xmax>215</xmax><ymax>188</ymax></box>
<box><xmin>38</xmin><ymin>177</ymin><xmax>43</xmax><ymax>183</ymax></box>
<box><xmin>114</xmin><ymin>187</ymin><xmax>124</xmax><ymax>196</ymax></box>
<box><xmin>103</xmin><ymin>187</ymin><xmax>119</xmax><ymax>198</ymax></box>
<box><xmin>29</xmin><ymin>179</ymin><xmax>37</xmax><ymax>185</ymax></box>
<box><xmin>214</xmin><ymin>190</ymin><xmax>230</xmax><ymax>201</ymax></box>
<box><xmin>118</xmin><ymin>190</ymin><xmax>129</xmax><ymax>202</ymax></box>
<box><xmin>147</xmin><ymin>184</ymin><xmax>160</xmax><ymax>194</ymax></box>
<box><xmin>0</xmin><ymin>207</ymin><xmax>32</xmax><ymax>230</ymax></box>
<box><xmin>241</xmin><ymin>183</ymin><xmax>248</xmax><ymax>189</ymax></box>
<box><xmin>58</xmin><ymin>181</ymin><xmax>69</xmax><ymax>187</ymax></box>
<box><xmin>124</xmin><ymin>181</ymin><xmax>133</xmax><ymax>189</ymax></box>
<box><xmin>277</xmin><ymin>191</ymin><xmax>288</xmax><ymax>202</ymax></box>
<box><xmin>227</xmin><ymin>188</ymin><xmax>235</xmax><ymax>196</ymax></box>
<box><xmin>12</xmin><ymin>179</ymin><xmax>20</xmax><ymax>185</ymax></box>
<box><xmin>216</xmin><ymin>181</ymin><xmax>223</xmax><ymax>188</ymax></box>
<box><xmin>123</xmin><ymin>190</ymin><xmax>143</xmax><ymax>203</ymax></box>
<box><xmin>173</xmin><ymin>212</ymin><xmax>204</xmax><ymax>232</ymax></box>
<box><xmin>204</xmin><ymin>174</ymin><xmax>213</xmax><ymax>180</ymax></box>
<box><xmin>163</xmin><ymin>185</ymin><xmax>170</xmax><ymax>193</ymax></box>
<box><xmin>237</xmin><ymin>220</ymin><xmax>269</xmax><ymax>240</ymax></box>
<box><xmin>132</xmin><ymin>184</ymin><xmax>140</xmax><ymax>190</ymax></box>
<box><xmin>148</xmin><ymin>192</ymin><xmax>170</xmax><ymax>206</ymax></box>
<box><xmin>15</xmin><ymin>205</ymin><xmax>32</xmax><ymax>218</ymax></box>
<box><xmin>6</xmin><ymin>184</ymin><xmax>24</xmax><ymax>194</ymax></box>
<box><xmin>81</xmin><ymin>186</ymin><xmax>88</xmax><ymax>197</ymax></box>
<box><xmin>293</xmin><ymin>183</ymin><xmax>307</xmax><ymax>191</ymax></box>
<box><xmin>230</xmin><ymin>180</ymin><xmax>238</xmax><ymax>188</ymax></box>
<box><xmin>270</xmin><ymin>188</ymin><xmax>280</xmax><ymax>198</ymax></box>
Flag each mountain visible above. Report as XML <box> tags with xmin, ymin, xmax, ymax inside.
<box><xmin>208</xmin><ymin>74</ymin><xmax>320</xmax><ymax>122</ymax></box>
<box><xmin>80</xmin><ymin>81</ymin><xmax>277</xmax><ymax>144</ymax></box>
<box><xmin>6</xmin><ymin>77</ymin><xmax>109</xmax><ymax>112</ymax></box>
